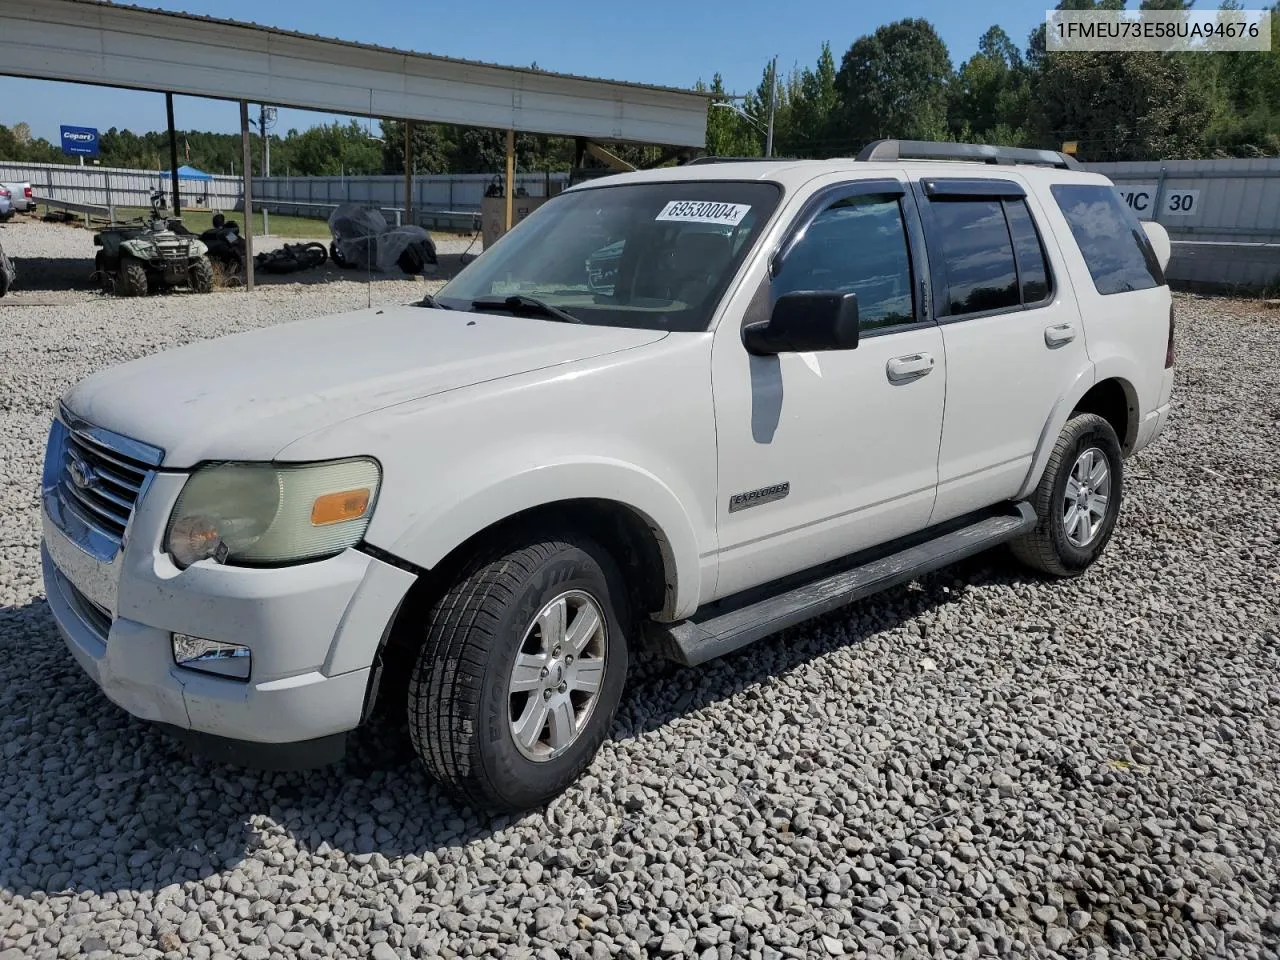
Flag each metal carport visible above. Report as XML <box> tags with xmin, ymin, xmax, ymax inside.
<box><xmin>0</xmin><ymin>0</ymin><xmax>710</xmax><ymax>287</ymax></box>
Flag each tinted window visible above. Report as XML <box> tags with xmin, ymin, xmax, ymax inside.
<box><xmin>1050</xmin><ymin>184</ymin><xmax>1164</xmax><ymax>295</ymax></box>
<box><xmin>1005</xmin><ymin>200</ymin><xmax>1051</xmax><ymax>303</ymax></box>
<box><xmin>774</xmin><ymin>194</ymin><xmax>914</xmax><ymax>330</ymax></box>
<box><xmin>931</xmin><ymin>200</ymin><xmax>1019</xmax><ymax>315</ymax></box>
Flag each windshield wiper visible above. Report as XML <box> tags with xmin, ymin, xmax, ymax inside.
<box><xmin>416</xmin><ymin>294</ymin><xmax>452</xmax><ymax>310</ymax></box>
<box><xmin>469</xmin><ymin>294</ymin><xmax>583</xmax><ymax>324</ymax></box>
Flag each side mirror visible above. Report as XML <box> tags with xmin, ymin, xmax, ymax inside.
<box><xmin>743</xmin><ymin>291</ymin><xmax>860</xmax><ymax>355</ymax></box>
<box><xmin>1141</xmin><ymin>220</ymin><xmax>1171</xmax><ymax>272</ymax></box>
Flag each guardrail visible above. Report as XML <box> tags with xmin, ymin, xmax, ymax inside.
<box><xmin>33</xmin><ymin>195</ymin><xmax>114</xmax><ymax>227</ymax></box>
<box><xmin>251</xmin><ymin>198</ymin><xmax>481</xmax><ymax>234</ymax></box>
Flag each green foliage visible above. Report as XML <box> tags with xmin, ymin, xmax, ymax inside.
<box><xmin>788</xmin><ymin>43</ymin><xmax>841</xmax><ymax>158</ymax></box>
<box><xmin>833</xmin><ymin>19</ymin><xmax>954</xmax><ymax>149</ymax></box>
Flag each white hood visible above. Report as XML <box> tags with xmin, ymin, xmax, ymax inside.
<box><xmin>63</xmin><ymin>305</ymin><xmax>667</xmax><ymax>467</ymax></box>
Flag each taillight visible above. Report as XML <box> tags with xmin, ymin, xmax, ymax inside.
<box><xmin>1165</xmin><ymin>303</ymin><xmax>1175</xmax><ymax>369</ymax></box>
<box><xmin>23</xmin><ymin>186</ymin><xmax>31</xmax><ymax>199</ymax></box>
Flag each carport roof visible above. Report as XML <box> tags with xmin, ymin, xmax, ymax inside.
<box><xmin>0</xmin><ymin>0</ymin><xmax>711</xmax><ymax>147</ymax></box>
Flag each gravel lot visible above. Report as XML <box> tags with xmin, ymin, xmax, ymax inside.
<box><xmin>1</xmin><ymin>217</ymin><xmax>1279</xmax><ymax>959</ymax></box>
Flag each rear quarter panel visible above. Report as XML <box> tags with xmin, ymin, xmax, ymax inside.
<box><xmin>1031</xmin><ymin>174</ymin><xmax>1172</xmax><ymax>427</ymax></box>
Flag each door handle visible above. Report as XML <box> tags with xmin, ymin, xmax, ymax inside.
<box><xmin>1044</xmin><ymin>323</ymin><xmax>1076</xmax><ymax>347</ymax></box>
<box><xmin>886</xmin><ymin>352</ymin><xmax>935</xmax><ymax>382</ymax></box>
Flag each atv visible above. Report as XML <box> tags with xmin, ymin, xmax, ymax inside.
<box><xmin>92</xmin><ymin>189</ymin><xmax>215</xmax><ymax>297</ymax></box>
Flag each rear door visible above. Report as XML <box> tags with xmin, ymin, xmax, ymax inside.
<box><xmin>913</xmin><ymin>176</ymin><xmax>1091</xmax><ymax>524</ymax></box>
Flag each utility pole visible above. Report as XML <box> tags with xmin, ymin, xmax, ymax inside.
<box><xmin>765</xmin><ymin>55</ymin><xmax>777</xmax><ymax>159</ymax></box>
<box><xmin>259</xmin><ymin>104</ymin><xmax>272</xmax><ymax>178</ymax></box>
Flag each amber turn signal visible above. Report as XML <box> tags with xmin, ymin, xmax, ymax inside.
<box><xmin>310</xmin><ymin>488</ymin><xmax>371</xmax><ymax>526</ymax></box>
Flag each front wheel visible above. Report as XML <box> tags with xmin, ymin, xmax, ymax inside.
<box><xmin>1011</xmin><ymin>412</ymin><xmax>1124</xmax><ymax>577</ymax></box>
<box><xmin>189</xmin><ymin>256</ymin><xmax>215</xmax><ymax>293</ymax></box>
<box><xmin>115</xmin><ymin>255</ymin><xmax>148</xmax><ymax>297</ymax></box>
<box><xmin>407</xmin><ymin>534</ymin><xmax>629</xmax><ymax>812</ymax></box>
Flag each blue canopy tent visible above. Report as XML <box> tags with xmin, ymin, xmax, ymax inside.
<box><xmin>167</xmin><ymin>164</ymin><xmax>213</xmax><ymax>210</ymax></box>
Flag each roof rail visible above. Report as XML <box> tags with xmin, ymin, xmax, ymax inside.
<box><xmin>856</xmin><ymin>139</ymin><xmax>1079</xmax><ymax>169</ymax></box>
<box><xmin>683</xmin><ymin>155</ymin><xmax>791</xmax><ymax>165</ymax></box>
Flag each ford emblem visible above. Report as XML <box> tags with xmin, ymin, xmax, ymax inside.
<box><xmin>67</xmin><ymin>454</ymin><xmax>97</xmax><ymax>491</ymax></box>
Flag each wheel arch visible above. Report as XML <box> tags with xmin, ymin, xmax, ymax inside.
<box><xmin>365</xmin><ymin>460</ymin><xmax>704</xmax><ymax>622</ymax></box>
<box><xmin>363</xmin><ymin>494</ymin><xmax>683</xmax><ymax>727</ymax></box>
<box><xmin>1016</xmin><ymin>365</ymin><xmax>1139</xmax><ymax>501</ymax></box>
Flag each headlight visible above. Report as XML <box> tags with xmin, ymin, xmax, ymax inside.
<box><xmin>165</xmin><ymin>458</ymin><xmax>380</xmax><ymax>568</ymax></box>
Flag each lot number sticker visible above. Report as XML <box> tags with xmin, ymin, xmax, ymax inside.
<box><xmin>656</xmin><ymin>201</ymin><xmax>751</xmax><ymax>226</ymax></box>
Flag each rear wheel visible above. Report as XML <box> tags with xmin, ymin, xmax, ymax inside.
<box><xmin>115</xmin><ymin>256</ymin><xmax>148</xmax><ymax>297</ymax></box>
<box><xmin>1011</xmin><ymin>412</ymin><xmax>1123</xmax><ymax>577</ymax></box>
<box><xmin>189</xmin><ymin>256</ymin><xmax>215</xmax><ymax>293</ymax></box>
<box><xmin>407</xmin><ymin>534</ymin><xmax>629</xmax><ymax>811</ymax></box>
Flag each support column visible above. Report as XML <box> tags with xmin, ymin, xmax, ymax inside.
<box><xmin>240</xmin><ymin>101</ymin><xmax>255</xmax><ymax>292</ymax></box>
<box><xmin>504</xmin><ymin>128</ymin><xmax>515</xmax><ymax>231</ymax></box>
<box><xmin>165</xmin><ymin>92</ymin><xmax>181</xmax><ymax>218</ymax></box>
<box><xmin>403</xmin><ymin>120</ymin><xmax>414</xmax><ymax>226</ymax></box>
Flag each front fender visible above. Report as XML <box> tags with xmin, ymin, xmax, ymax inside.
<box><xmin>364</xmin><ymin>456</ymin><xmax>705</xmax><ymax>621</ymax></box>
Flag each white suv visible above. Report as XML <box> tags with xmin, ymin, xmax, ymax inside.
<box><xmin>41</xmin><ymin>140</ymin><xmax>1175</xmax><ymax>811</ymax></box>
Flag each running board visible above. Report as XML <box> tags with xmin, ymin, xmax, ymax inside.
<box><xmin>658</xmin><ymin>502</ymin><xmax>1037</xmax><ymax>666</ymax></box>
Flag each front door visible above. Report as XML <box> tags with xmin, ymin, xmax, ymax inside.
<box><xmin>710</xmin><ymin>175</ymin><xmax>946</xmax><ymax>600</ymax></box>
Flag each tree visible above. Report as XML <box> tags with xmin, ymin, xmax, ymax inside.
<box><xmin>379</xmin><ymin>120</ymin><xmax>451</xmax><ymax>175</ymax></box>
<box><xmin>275</xmin><ymin>121</ymin><xmax>382</xmax><ymax>176</ymax></box>
<box><xmin>1034</xmin><ymin>49</ymin><xmax>1212</xmax><ymax>159</ymax></box>
<box><xmin>699</xmin><ymin>74</ymin><xmax>762</xmax><ymax>157</ymax></box>
<box><xmin>951</xmin><ymin>26</ymin><xmax>1032</xmax><ymax>145</ymax></box>
<box><xmin>788</xmin><ymin>43</ymin><xmax>841</xmax><ymax>157</ymax></box>
<box><xmin>833</xmin><ymin>19</ymin><xmax>954</xmax><ymax>151</ymax></box>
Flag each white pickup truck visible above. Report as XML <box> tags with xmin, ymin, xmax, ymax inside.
<box><xmin>41</xmin><ymin>140</ymin><xmax>1175</xmax><ymax>811</ymax></box>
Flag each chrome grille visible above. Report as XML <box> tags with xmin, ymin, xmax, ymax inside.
<box><xmin>58</xmin><ymin>430</ymin><xmax>148</xmax><ymax>540</ymax></box>
<box><xmin>44</xmin><ymin>408</ymin><xmax>163</xmax><ymax>555</ymax></box>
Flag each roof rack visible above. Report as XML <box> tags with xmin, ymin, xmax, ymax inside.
<box><xmin>683</xmin><ymin>155</ymin><xmax>793</xmax><ymax>165</ymax></box>
<box><xmin>855</xmin><ymin>139</ymin><xmax>1079</xmax><ymax>169</ymax></box>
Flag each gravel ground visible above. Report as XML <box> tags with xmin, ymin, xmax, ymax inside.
<box><xmin>1</xmin><ymin>216</ymin><xmax>1279</xmax><ymax>960</ymax></box>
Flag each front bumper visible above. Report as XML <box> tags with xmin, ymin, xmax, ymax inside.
<box><xmin>42</xmin><ymin>468</ymin><xmax>417</xmax><ymax>766</ymax></box>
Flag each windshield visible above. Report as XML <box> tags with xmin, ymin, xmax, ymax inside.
<box><xmin>435</xmin><ymin>181</ymin><xmax>782</xmax><ymax>331</ymax></box>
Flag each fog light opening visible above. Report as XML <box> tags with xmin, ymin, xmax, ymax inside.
<box><xmin>172</xmin><ymin>633</ymin><xmax>251</xmax><ymax>681</ymax></box>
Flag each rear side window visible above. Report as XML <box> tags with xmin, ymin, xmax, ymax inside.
<box><xmin>1005</xmin><ymin>200</ymin><xmax>1051</xmax><ymax>303</ymax></box>
<box><xmin>930</xmin><ymin>200</ymin><xmax>1019</xmax><ymax>315</ymax></box>
<box><xmin>1050</xmin><ymin>184</ymin><xmax>1164</xmax><ymax>295</ymax></box>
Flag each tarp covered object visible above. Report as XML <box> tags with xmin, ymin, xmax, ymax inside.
<box><xmin>327</xmin><ymin>203</ymin><xmax>437</xmax><ymax>274</ymax></box>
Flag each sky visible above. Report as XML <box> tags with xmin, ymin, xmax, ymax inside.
<box><xmin>1</xmin><ymin>0</ymin><xmax>1051</xmax><ymax>142</ymax></box>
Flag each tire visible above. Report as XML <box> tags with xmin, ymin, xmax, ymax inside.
<box><xmin>1010</xmin><ymin>412</ymin><xmax>1124</xmax><ymax>577</ymax></box>
<box><xmin>189</xmin><ymin>256</ymin><xmax>215</xmax><ymax>293</ymax></box>
<box><xmin>116</xmin><ymin>256</ymin><xmax>148</xmax><ymax>297</ymax></box>
<box><xmin>407</xmin><ymin>534</ymin><xmax>629</xmax><ymax>812</ymax></box>
<box><xmin>329</xmin><ymin>241</ymin><xmax>354</xmax><ymax>269</ymax></box>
